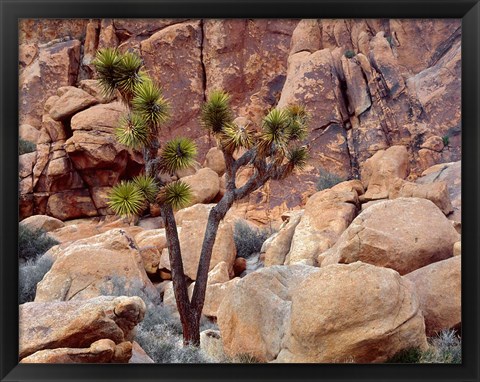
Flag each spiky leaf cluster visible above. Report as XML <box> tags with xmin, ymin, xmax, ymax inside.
<box><xmin>257</xmin><ymin>108</ymin><xmax>291</xmax><ymax>157</ymax></box>
<box><xmin>285</xmin><ymin>104</ymin><xmax>308</xmax><ymax>141</ymax></box>
<box><xmin>157</xmin><ymin>181</ymin><xmax>192</xmax><ymax>210</ymax></box>
<box><xmin>159</xmin><ymin>137</ymin><xmax>197</xmax><ymax>175</ymax></box>
<box><xmin>286</xmin><ymin>146</ymin><xmax>309</xmax><ymax>170</ymax></box>
<box><xmin>132</xmin><ymin>174</ymin><xmax>159</xmax><ymax>203</ymax></box>
<box><xmin>107</xmin><ymin>181</ymin><xmax>145</xmax><ymax>217</ymax></box>
<box><xmin>219</xmin><ymin>122</ymin><xmax>254</xmax><ymax>154</ymax></box>
<box><xmin>115</xmin><ymin>113</ymin><xmax>150</xmax><ymax>149</ymax></box>
<box><xmin>200</xmin><ymin>90</ymin><xmax>234</xmax><ymax>134</ymax></box>
<box><xmin>132</xmin><ymin>79</ymin><xmax>170</xmax><ymax>131</ymax></box>
<box><xmin>92</xmin><ymin>48</ymin><xmax>143</xmax><ymax>100</ymax></box>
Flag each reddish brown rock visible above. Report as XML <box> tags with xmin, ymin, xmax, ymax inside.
<box><xmin>46</xmin><ymin>189</ymin><xmax>98</xmax><ymax>220</ymax></box>
<box><xmin>20</xmin><ymin>39</ymin><xmax>81</xmax><ymax>128</ymax></box>
<box><xmin>290</xmin><ymin>19</ymin><xmax>321</xmax><ymax>55</ymax></box>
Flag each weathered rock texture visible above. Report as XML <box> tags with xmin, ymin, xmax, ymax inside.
<box><xmin>319</xmin><ymin>198</ymin><xmax>460</xmax><ymax>274</ymax></box>
<box><xmin>19</xmin><ymin>295</ymin><xmax>145</xmax><ymax>360</ymax></box>
<box><xmin>217</xmin><ymin>263</ymin><xmax>427</xmax><ymax>363</ymax></box>
<box><xmin>405</xmin><ymin>256</ymin><xmax>461</xmax><ymax>336</ymax></box>
<box><xmin>19</xmin><ymin>19</ymin><xmax>461</xmax><ymax>222</ymax></box>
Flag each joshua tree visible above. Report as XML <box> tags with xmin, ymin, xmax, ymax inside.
<box><xmin>93</xmin><ymin>48</ymin><xmax>309</xmax><ymax>346</ymax></box>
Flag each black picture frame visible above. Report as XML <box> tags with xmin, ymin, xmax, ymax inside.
<box><xmin>1</xmin><ymin>0</ymin><xmax>479</xmax><ymax>381</ymax></box>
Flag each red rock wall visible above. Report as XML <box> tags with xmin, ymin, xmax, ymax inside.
<box><xmin>18</xmin><ymin>19</ymin><xmax>461</xmax><ymax>222</ymax></box>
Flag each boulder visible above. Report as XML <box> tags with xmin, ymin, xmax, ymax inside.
<box><xmin>21</xmin><ymin>339</ymin><xmax>131</xmax><ymax>364</ymax></box>
<box><xmin>204</xmin><ymin>147</ymin><xmax>226</xmax><ymax>176</ymax></box>
<box><xmin>46</xmin><ymin>189</ymin><xmax>98</xmax><ymax>220</ymax></box>
<box><xmin>290</xmin><ymin>19</ymin><xmax>321</xmax><ymax>55</ymax></box>
<box><xmin>405</xmin><ymin>256</ymin><xmax>461</xmax><ymax>336</ymax></box>
<box><xmin>218</xmin><ymin>265</ymin><xmax>319</xmax><ymax>362</ymax></box>
<box><xmin>361</xmin><ymin>145</ymin><xmax>410</xmax><ymax>200</ymax></box>
<box><xmin>140</xmin><ymin>21</ymin><xmax>204</xmax><ymax>134</ymax></box>
<box><xmin>200</xmin><ymin>329</ymin><xmax>226</xmax><ymax>362</ymax></box>
<box><xmin>453</xmin><ymin>241</ymin><xmax>461</xmax><ymax>257</ymax></box>
<box><xmin>182</xmin><ymin>168</ymin><xmax>220</xmax><ymax>206</ymax></box>
<box><xmin>19</xmin><ymin>152</ymin><xmax>37</xmax><ymax>179</ymax></box>
<box><xmin>20</xmin><ymin>214</ymin><xmax>65</xmax><ymax>233</ymax></box>
<box><xmin>341</xmin><ymin>55</ymin><xmax>371</xmax><ymax>116</ymax></box>
<box><xmin>320</xmin><ymin>198</ymin><xmax>460</xmax><ymax>275</ymax></box>
<box><xmin>129</xmin><ymin>341</ymin><xmax>155</xmax><ymax>364</ymax></box>
<box><xmin>276</xmin><ymin>262</ymin><xmax>427</xmax><ymax>363</ymax></box>
<box><xmin>286</xmin><ymin>188</ymin><xmax>358</xmax><ymax>265</ymax></box>
<box><xmin>19</xmin><ymin>124</ymin><xmax>41</xmax><ymax>144</ymax></box>
<box><xmin>388</xmin><ymin>178</ymin><xmax>453</xmax><ymax>215</ymax></box>
<box><xmin>277</xmin><ymin>48</ymin><xmax>347</xmax><ymax>129</ymax></box>
<box><xmin>263</xmin><ymin>210</ymin><xmax>303</xmax><ymax>266</ymax></box>
<box><xmin>78</xmin><ymin>79</ymin><xmax>116</xmax><ymax>104</ymax></box>
<box><xmin>417</xmin><ymin>161</ymin><xmax>461</xmax><ymax>224</ymax></box>
<box><xmin>49</xmin><ymin>87</ymin><xmax>98</xmax><ymax>121</ymax></box>
<box><xmin>35</xmin><ymin>229</ymin><xmax>159</xmax><ymax>303</ymax></box>
<box><xmin>65</xmin><ymin>102</ymin><xmax>143</xmax><ymax>188</ymax></box>
<box><xmin>19</xmin><ymin>295</ymin><xmax>146</xmax><ymax>359</ymax></box>
<box><xmin>19</xmin><ymin>39</ymin><xmax>81</xmax><ymax>128</ymax></box>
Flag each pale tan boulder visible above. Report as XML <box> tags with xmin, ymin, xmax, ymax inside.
<box><xmin>361</xmin><ymin>145</ymin><xmax>409</xmax><ymax>200</ymax></box>
<box><xmin>182</xmin><ymin>167</ymin><xmax>220</xmax><ymax>206</ymax></box>
<box><xmin>19</xmin><ymin>124</ymin><xmax>40</xmax><ymax>144</ymax></box>
<box><xmin>453</xmin><ymin>241</ymin><xmax>461</xmax><ymax>257</ymax></box>
<box><xmin>19</xmin><ymin>152</ymin><xmax>37</xmax><ymax>179</ymax></box>
<box><xmin>162</xmin><ymin>204</ymin><xmax>236</xmax><ymax>280</ymax></box>
<box><xmin>35</xmin><ymin>229</ymin><xmax>158</xmax><ymax>303</ymax></box>
<box><xmin>21</xmin><ymin>339</ymin><xmax>132</xmax><ymax>364</ymax></box>
<box><xmin>20</xmin><ymin>214</ymin><xmax>65</xmax><ymax>233</ymax></box>
<box><xmin>19</xmin><ymin>295</ymin><xmax>146</xmax><ymax>359</ymax></box>
<box><xmin>388</xmin><ymin>178</ymin><xmax>453</xmax><ymax>215</ymax></box>
<box><xmin>217</xmin><ymin>265</ymin><xmax>319</xmax><ymax>362</ymax></box>
<box><xmin>286</xmin><ymin>189</ymin><xmax>358</xmax><ymax>265</ymax></box>
<box><xmin>204</xmin><ymin>147</ymin><xmax>226</xmax><ymax>176</ymax></box>
<box><xmin>49</xmin><ymin>86</ymin><xmax>98</xmax><ymax>121</ymax></box>
<box><xmin>79</xmin><ymin>79</ymin><xmax>116</xmax><ymax>103</ymax></box>
<box><xmin>320</xmin><ymin>198</ymin><xmax>460</xmax><ymax>275</ymax></box>
<box><xmin>405</xmin><ymin>256</ymin><xmax>461</xmax><ymax>336</ymax></box>
<box><xmin>135</xmin><ymin>229</ymin><xmax>168</xmax><ymax>254</ymax></box>
<box><xmin>263</xmin><ymin>210</ymin><xmax>303</xmax><ymax>266</ymax></box>
<box><xmin>276</xmin><ymin>262</ymin><xmax>427</xmax><ymax>363</ymax></box>
<box><xmin>129</xmin><ymin>341</ymin><xmax>155</xmax><ymax>363</ymax></box>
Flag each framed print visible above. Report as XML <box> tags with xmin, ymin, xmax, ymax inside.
<box><xmin>1</xmin><ymin>0</ymin><xmax>479</xmax><ymax>381</ymax></box>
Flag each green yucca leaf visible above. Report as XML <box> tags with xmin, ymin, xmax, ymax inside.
<box><xmin>219</xmin><ymin>122</ymin><xmax>253</xmax><ymax>153</ymax></box>
<box><xmin>92</xmin><ymin>48</ymin><xmax>122</xmax><ymax>97</ymax></box>
<box><xmin>159</xmin><ymin>137</ymin><xmax>197</xmax><ymax>175</ymax></box>
<box><xmin>287</xmin><ymin>146</ymin><xmax>309</xmax><ymax>170</ymax></box>
<box><xmin>158</xmin><ymin>181</ymin><xmax>192</xmax><ymax>210</ymax></box>
<box><xmin>257</xmin><ymin>108</ymin><xmax>290</xmax><ymax>157</ymax></box>
<box><xmin>115</xmin><ymin>113</ymin><xmax>150</xmax><ymax>149</ymax></box>
<box><xmin>200</xmin><ymin>90</ymin><xmax>234</xmax><ymax>134</ymax></box>
<box><xmin>115</xmin><ymin>52</ymin><xmax>143</xmax><ymax>101</ymax></box>
<box><xmin>132</xmin><ymin>80</ymin><xmax>170</xmax><ymax>130</ymax></box>
<box><xmin>107</xmin><ymin>181</ymin><xmax>145</xmax><ymax>217</ymax></box>
<box><xmin>132</xmin><ymin>174</ymin><xmax>159</xmax><ymax>203</ymax></box>
<box><xmin>285</xmin><ymin>104</ymin><xmax>308</xmax><ymax>141</ymax></box>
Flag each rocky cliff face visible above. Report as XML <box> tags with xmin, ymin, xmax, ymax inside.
<box><xmin>19</xmin><ymin>18</ymin><xmax>461</xmax><ymax>222</ymax></box>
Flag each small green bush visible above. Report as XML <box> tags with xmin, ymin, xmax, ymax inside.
<box><xmin>233</xmin><ymin>220</ymin><xmax>274</xmax><ymax>259</ymax></box>
<box><xmin>316</xmin><ymin>169</ymin><xmax>345</xmax><ymax>191</ymax></box>
<box><xmin>344</xmin><ymin>50</ymin><xmax>356</xmax><ymax>59</ymax></box>
<box><xmin>19</xmin><ymin>255</ymin><xmax>53</xmax><ymax>304</ymax></box>
<box><xmin>18</xmin><ymin>225</ymin><xmax>58</xmax><ymax>263</ymax></box>
<box><xmin>442</xmin><ymin>135</ymin><xmax>450</xmax><ymax>147</ymax></box>
<box><xmin>19</xmin><ymin>138</ymin><xmax>36</xmax><ymax>155</ymax></box>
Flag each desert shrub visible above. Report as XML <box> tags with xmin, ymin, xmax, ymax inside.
<box><xmin>420</xmin><ymin>330</ymin><xmax>461</xmax><ymax>364</ymax></box>
<box><xmin>135</xmin><ymin>304</ymin><xmax>210</xmax><ymax>363</ymax></box>
<box><xmin>316</xmin><ymin>169</ymin><xmax>345</xmax><ymax>191</ymax></box>
<box><xmin>234</xmin><ymin>220</ymin><xmax>274</xmax><ymax>259</ymax></box>
<box><xmin>19</xmin><ymin>138</ymin><xmax>36</xmax><ymax>155</ymax></box>
<box><xmin>387</xmin><ymin>330</ymin><xmax>461</xmax><ymax>364</ymax></box>
<box><xmin>344</xmin><ymin>50</ymin><xmax>356</xmax><ymax>58</ymax></box>
<box><xmin>18</xmin><ymin>225</ymin><xmax>58</xmax><ymax>263</ymax></box>
<box><xmin>442</xmin><ymin>135</ymin><xmax>450</xmax><ymax>147</ymax></box>
<box><xmin>19</xmin><ymin>255</ymin><xmax>53</xmax><ymax>304</ymax></box>
<box><xmin>227</xmin><ymin>353</ymin><xmax>262</xmax><ymax>363</ymax></box>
